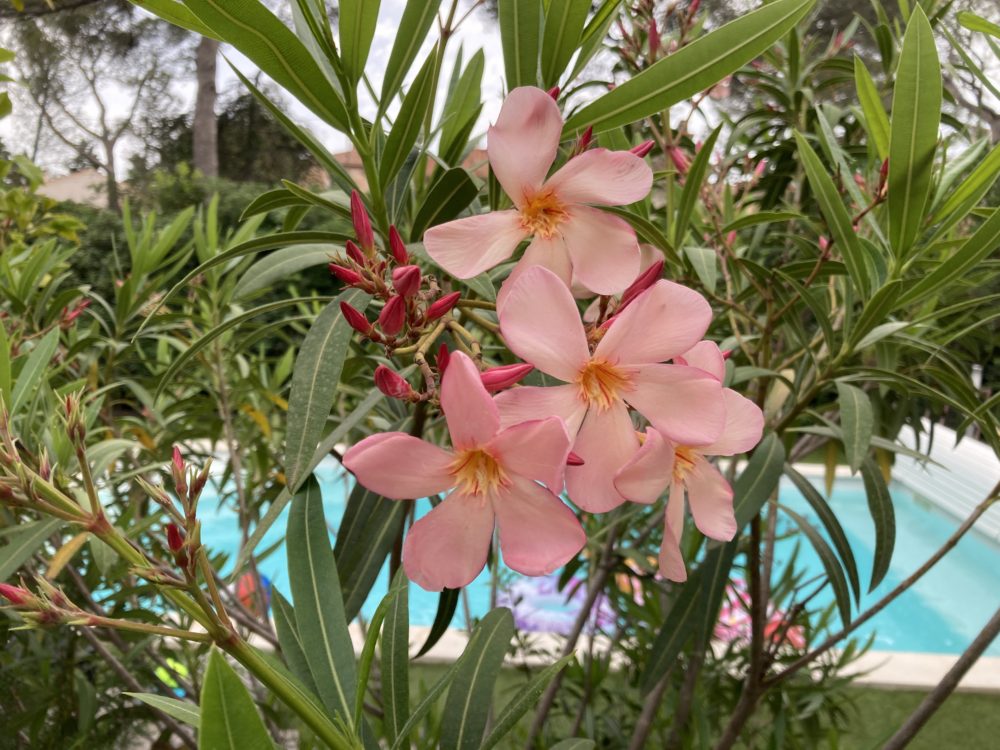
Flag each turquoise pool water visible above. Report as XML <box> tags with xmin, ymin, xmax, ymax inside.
<box><xmin>198</xmin><ymin>463</ymin><xmax>1000</xmax><ymax>656</ymax></box>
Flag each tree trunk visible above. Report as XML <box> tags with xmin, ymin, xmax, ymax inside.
<box><xmin>193</xmin><ymin>36</ymin><xmax>220</xmax><ymax>178</ymax></box>
<box><xmin>103</xmin><ymin>138</ymin><xmax>120</xmax><ymax>214</ymax></box>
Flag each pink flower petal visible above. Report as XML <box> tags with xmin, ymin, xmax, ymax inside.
<box><xmin>676</xmin><ymin>340</ymin><xmax>725</xmax><ymax>382</ymax></box>
<box><xmin>561</xmin><ymin>206</ymin><xmax>640</xmax><ymax>295</ymax></box>
<box><xmin>441</xmin><ymin>351</ymin><xmax>499</xmax><ymax>450</ymax></box>
<box><xmin>425</xmin><ymin>210</ymin><xmax>526</xmax><ymax>279</ymax></box>
<box><xmin>625</xmin><ymin>364</ymin><xmax>726</xmax><ymax>446</ymax></box>
<box><xmin>403</xmin><ymin>492</ymin><xmax>495</xmax><ymax>591</ymax></box>
<box><xmin>700</xmin><ymin>389</ymin><xmax>765</xmax><ymax>457</ymax></box>
<box><xmin>496</xmin><ymin>234</ymin><xmax>572</xmax><ymax>312</ymax></box>
<box><xmin>614</xmin><ymin>429</ymin><xmax>674</xmax><ymax>504</ymax></box>
<box><xmin>596</xmin><ymin>280</ymin><xmax>712</xmax><ymax>364</ymax></box>
<box><xmin>344</xmin><ymin>433</ymin><xmax>454</xmax><ymax>500</ymax></box>
<box><xmin>495</xmin><ymin>383</ymin><xmax>587</xmax><ymax>437</ymax></box>
<box><xmin>546</xmin><ymin>148</ymin><xmax>653</xmax><ymax>206</ymax></box>
<box><xmin>494</xmin><ymin>476</ymin><xmax>586</xmax><ymax>576</ymax></box>
<box><xmin>685</xmin><ymin>456</ymin><xmax>737</xmax><ymax>541</ymax></box>
<box><xmin>488</xmin><ymin>416</ymin><xmax>571</xmax><ymax>492</ymax></box>
<box><xmin>498</xmin><ymin>266</ymin><xmax>590</xmax><ymax>381</ymax></box>
<box><xmin>488</xmin><ymin>87</ymin><xmax>564</xmax><ymax>203</ymax></box>
<box><xmin>659</xmin><ymin>488</ymin><xmax>687</xmax><ymax>582</ymax></box>
<box><xmin>565</xmin><ymin>401</ymin><xmax>640</xmax><ymax>512</ymax></box>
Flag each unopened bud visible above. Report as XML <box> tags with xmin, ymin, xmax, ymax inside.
<box><xmin>350</xmin><ymin>190</ymin><xmax>375</xmax><ymax>253</ymax></box>
<box><xmin>480</xmin><ymin>363</ymin><xmax>534</xmax><ymax>392</ymax></box>
<box><xmin>648</xmin><ymin>18</ymin><xmax>661</xmax><ymax>57</ymax></box>
<box><xmin>630</xmin><ymin>140</ymin><xmax>655</xmax><ymax>159</ymax></box>
<box><xmin>374</xmin><ymin>365</ymin><xmax>415</xmax><ymax>400</ymax></box>
<box><xmin>878</xmin><ymin>158</ymin><xmax>889</xmax><ymax>195</ymax></box>
<box><xmin>668</xmin><ymin>146</ymin><xmax>691</xmax><ymax>175</ymax></box>
<box><xmin>721</xmin><ymin>349</ymin><xmax>734</xmax><ymax>360</ymax></box>
<box><xmin>567</xmin><ymin>452</ymin><xmax>585</xmax><ymax>466</ymax></box>
<box><xmin>818</xmin><ymin>236</ymin><xmax>830</xmax><ymax>253</ymax></box>
<box><xmin>437</xmin><ymin>344</ymin><xmax>451</xmax><ymax>375</ymax></box>
<box><xmin>340</xmin><ymin>302</ymin><xmax>372</xmax><ymax>335</ymax></box>
<box><xmin>329</xmin><ymin>264</ymin><xmax>364</xmax><ymax>286</ymax></box>
<box><xmin>171</xmin><ymin>446</ymin><xmax>187</xmax><ymax>497</ymax></box>
<box><xmin>754</xmin><ymin>159</ymin><xmax>767</xmax><ymax>179</ymax></box>
<box><xmin>38</xmin><ymin>450</ymin><xmax>51</xmax><ymax>482</ymax></box>
<box><xmin>166</xmin><ymin>523</ymin><xmax>184</xmax><ymax>553</ymax></box>
<box><xmin>392</xmin><ymin>265</ymin><xmax>422</xmax><ymax>298</ymax></box>
<box><xmin>619</xmin><ymin>259</ymin><xmax>664</xmax><ymax>309</ymax></box>
<box><xmin>388</xmin><ymin>226</ymin><xmax>409</xmax><ymax>264</ymax></box>
<box><xmin>0</xmin><ymin>582</ymin><xmax>33</xmax><ymax>606</ymax></box>
<box><xmin>425</xmin><ymin>291</ymin><xmax>461</xmax><ymax>321</ymax></box>
<box><xmin>378</xmin><ymin>295</ymin><xmax>406</xmax><ymax>336</ymax></box>
<box><xmin>345</xmin><ymin>240</ymin><xmax>365</xmax><ymax>265</ymax></box>
<box><xmin>547</xmin><ymin>85</ymin><xmax>560</xmax><ymax>100</ymax></box>
<box><xmin>689</xmin><ymin>0</ymin><xmax>701</xmax><ymax>15</ymax></box>
<box><xmin>191</xmin><ymin>461</ymin><xmax>211</xmax><ymax>502</ymax></box>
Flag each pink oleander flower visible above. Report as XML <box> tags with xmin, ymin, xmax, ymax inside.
<box><xmin>614</xmin><ymin>341</ymin><xmax>764</xmax><ymax>580</ymax></box>
<box><xmin>343</xmin><ymin>350</ymin><xmax>585</xmax><ymax>591</ymax></box>
<box><xmin>582</xmin><ymin>244</ymin><xmax>663</xmax><ymax>320</ymax></box>
<box><xmin>496</xmin><ymin>266</ymin><xmax>726</xmax><ymax>513</ymax></box>
<box><xmin>425</xmin><ymin>86</ymin><xmax>652</xmax><ymax>299</ymax></box>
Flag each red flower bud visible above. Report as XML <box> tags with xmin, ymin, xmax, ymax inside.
<box><xmin>345</xmin><ymin>240</ymin><xmax>365</xmax><ymax>265</ymax></box>
<box><xmin>340</xmin><ymin>302</ymin><xmax>372</xmax><ymax>335</ymax></box>
<box><xmin>171</xmin><ymin>446</ymin><xmax>187</xmax><ymax>496</ymax></box>
<box><xmin>818</xmin><ymin>236</ymin><xmax>830</xmax><ymax>253</ymax></box>
<box><xmin>388</xmin><ymin>225</ymin><xmax>409</xmax><ymax>264</ymax></box>
<box><xmin>547</xmin><ymin>85</ymin><xmax>560</xmax><ymax>100</ymax></box>
<box><xmin>576</xmin><ymin>125</ymin><xmax>594</xmax><ymax>154</ymax></box>
<box><xmin>721</xmin><ymin>349</ymin><xmax>734</xmax><ymax>360</ymax></box>
<box><xmin>630</xmin><ymin>140</ymin><xmax>655</xmax><ymax>158</ymax></box>
<box><xmin>166</xmin><ymin>523</ymin><xmax>185</xmax><ymax>553</ymax></box>
<box><xmin>436</xmin><ymin>344</ymin><xmax>451</xmax><ymax>375</ymax></box>
<box><xmin>378</xmin><ymin>295</ymin><xmax>406</xmax><ymax>336</ymax></box>
<box><xmin>374</xmin><ymin>365</ymin><xmax>415</xmax><ymax>400</ymax></box>
<box><xmin>648</xmin><ymin>18</ymin><xmax>661</xmax><ymax>57</ymax></box>
<box><xmin>350</xmin><ymin>190</ymin><xmax>375</xmax><ymax>252</ymax></box>
<box><xmin>329</xmin><ymin>264</ymin><xmax>364</xmax><ymax>286</ymax></box>
<box><xmin>425</xmin><ymin>291</ymin><xmax>461</xmax><ymax>321</ymax></box>
<box><xmin>668</xmin><ymin>146</ymin><xmax>691</xmax><ymax>174</ymax></box>
<box><xmin>689</xmin><ymin>0</ymin><xmax>701</xmax><ymax>15</ymax></box>
<box><xmin>566</xmin><ymin>451</ymin><xmax>585</xmax><ymax>466</ymax></box>
<box><xmin>619</xmin><ymin>259</ymin><xmax>664</xmax><ymax>309</ymax></box>
<box><xmin>480</xmin><ymin>363</ymin><xmax>534</xmax><ymax>392</ymax></box>
<box><xmin>0</xmin><ymin>583</ymin><xmax>32</xmax><ymax>606</ymax></box>
<box><xmin>392</xmin><ymin>265</ymin><xmax>422</xmax><ymax>298</ymax></box>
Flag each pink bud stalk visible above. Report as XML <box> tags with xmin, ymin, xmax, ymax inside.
<box><xmin>329</xmin><ymin>264</ymin><xmax>364</xmax><ymax>286</ymax></box>
<box><xmin>630</xmin><ymin>140</ymin><xmax>655</xmax><ymax>158</ymax></box>
<box><xmin>619</xmin><ymin>259</ymin><xmax>665</xmax><ymax>309</ymax></box>
<box><xmin>340</xmin><ymin>302</ymin><xmax>372</xmax><ymax>335</ymax></box>
<box><xmin>425</xmin><ymin>291</ymin><xmax>461</xmax><ymax>321</ymax></box>
<box><xmin>350</xmin><ymin>191</ymin><xmax>375</xmax><ymax>253</ymax></box>
<box><xmin>388</xmin><ymin>226</ymin><xmax>409</xmax><ymax>264</ymax></box>
<box><xmin>392</xmin><ymin>265</ymin><xmax>422</xmax><ymax>298</ymax></box>
<box><xmin>374</xmin><ymin>365</ymin><xmax>416</xmax><ymax>401</ymax></box>
<box><xmin>480</xmin><ymin>363</ymin><xmax>535</xmax><ymax>392</ymax></box>
<box><xmin>378</xmin><ymin>295</ymin><xmax>406</xmax><ymax>336</ymax></box>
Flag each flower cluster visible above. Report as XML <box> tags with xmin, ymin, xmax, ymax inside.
<box><xmin>344</xmin><ymin>87</ymin><xmax>764</xmax><ymax>591</ymax></box>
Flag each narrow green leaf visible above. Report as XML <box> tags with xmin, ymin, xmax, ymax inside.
<box><xmin>441</xmin><ymin>608</ymin><xmax>515</xmax><ymax>750</ymax></box>
<box><xmin>480</xmin><ymin>655</ymin><xmax>576</xmax><ymax>750</ymax></box>
<box><xmin>540</xmin><ymin>0</ymin><xmax>590</xmax><ymax>87</ymax></box>
<box><xmin>784</xmin><ymin>464</ymin><xmax>861</xmax><ymax>602</ymax></box>
<box><xmin>0</xmin><ymin>324</ymin><xmax>11</xmax><ymax>407</ymax></box>
<box><xmin>0</xmin><ymin>519</ymin><xmax>62</xmax><ymax>581</ymax></box>
<box><xmin>694</xmin><ymin>539</ymin><xmax>739</xmax><ymax>650</ymax></box>
<box><xmin>339</xmin><ymin>0</ymin><xmax>381</xmax><ymax>84</ymax></box>
<box><xmin>887</xmin><ymin>7</ymin><xmax>941</xmax><ymax>257</ymax></box>
<box><xmin>416</xmin><ymin>587</ymin><xmax>460</xmax><ymax>657</ymax></box>
<box><xmin>721</xmin><ymin>211</ymin><xmax>804</xmax><ymax>233</ymax></box>
<box><xmin>234</xmin><ymin>245</ymin><xmax>334</xmax><ymax>299</ymax></box>
<box><xmin>199</xmin><ymin>649</ymin><xmax>274</xmax><ymax>749</ymax></box>
<box><xmin>901</xmin><ymin>207</ymin><xmax>1000</xmax><ymax>307</ymax></box>
<box><xmin>780</xmin><ymin>506</ymin><xmax>852</xmax><ymax>627</ymax></box>
<box><xmin>684</xmin><ymin>246</ymin><xmax>718</xmax><ymax>294</ymax></box>
<box><xmin>271</xmin><ymin>591</ymin><xmax>320</xmax><ymax>698</ymax></box>
<box><xmin>287</xmin><ymin>476</ymin><xmax>358</xmax><ymax>724</ymax></box>
<box><xmin>860</xmin><ymin>458</ymin><xmax>895</xmax><ymax>592</ymax></box>
<box><xmin>601</xmin><ymin>206</ymin><xmax>679</xmax><ymax>263</ymax></box>
<box><xmin>284</xmin><ymin>290</ymin><xmax>370</xmax><ymax>492</ymax></box>
<box><xmin>381</xmin><ymin>571</ymin><xmax>410</xmax><ymax>745</ymax></box>
<box><xmin>333</xmin><ymin>484</ymin><xmax>407</xmax><ymax>621</ymax></box>
<box><xmin>125</xmin><ymin>693</ymin><xmax>200</xmax><ymax>728</ymax></box>
<box><xmin>957</xmin><ymin>10</ymin><xmax>1000</xmax><ymax>39</ymax></box>
<box><xmin>380</xmin><ymin>50</ymin><xmax>439</xmax><ymax>187</ymax></box>
<box><xmin>10</xmin><ymin>328</ymin><xmax>58</xmax><ymax>416</ymax></box>
<box><xmin>640</xmin><ymin>572</ymin><xmax>702</xmax><ymax>692</ymax></box>
<box><xmin>733</xmin><ymin>433</ymin><xmax>786</xmax><ymax>529</ymax></box>
<box><xmin>675</xmin><ymin>125</ymin><xmax>721</xmax><ymax>245</ymax></box>
<box><xmin>182</xmin><ymin>0</ymin><xmax>350</xmax><ymax>132</ymax></box>
<box><xmin>499</xmin><ymin>0</ymin><xmax>542</xmax><ymax>88</ymax></box>
<box><xmin>389</xmin><ymin>658</ymin><xmax>462</xmax><ymax>750</ymax></box>
<box><xmin>853</xmin><ymin>56</ymin><xmax>889</xmax><ymax>160</ymax></box>
<box><xmin>836</xmin><ymin>382</ymin><xmax>873</xmax><ymax>474</ymax></box>
<box><xmin>411</xmin><ymin>169</ymin><xmax>480</xmax><ymax>241</ymax></box>
<box><xmin>380</xmin><ymin>0</ymin><xmax>440</xmax><ymax>108</ymax></box>
<box><xmin>847</xmin><ymin>279</ymin><xmax>902</xmax><ymax>349</ymax></box>
<box><xmin>563</xmin><ymin>0</ymin><xmax>815</xmax><ymax>134</ymax></box>
<box><xmin>131</xmin><ymin>0</ymin><xmax>220</xmax><ymax>37</ymax></box>
<box><xmin>550</xmin><ymin>741</ymin><xmax>596</xmax><ymax>750</ymax></box>
<box><xmin>794</xmin><ymin>131</ymin><xmax>869</xmax><ymax>295</ymax></box>
<box><xmin>354</xmin><ymin>572</ymin><xmax>405</xmax><ymax>728</ymax></box>
<box><xmin>930</xmin><ymin>141</ymin><xmax>1000</xmax><ymax>227</ymax></box>
<box><xmin>439</xmin><ymin>51</ymin><xmax>485</xmax><ymax>166</ymax></box>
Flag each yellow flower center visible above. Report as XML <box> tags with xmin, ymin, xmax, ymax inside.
<box><xmin>519</xmin><ymin>189</ymin><xmax>568</xmax><ymax>238</ymax></box>
<box><xmin>450</xmin><ymin>448</ymin><xmax>509</xmax><ymax>497</ymax></box>
<box><xmin>673</xmin><ymin>446</ymin><xmax>700</xmax><ymax>482</ymax></box>
<box><xmin>575</xmin><ymin>359</ymin><xmax>632</xmax><ymax>411</ymax></box>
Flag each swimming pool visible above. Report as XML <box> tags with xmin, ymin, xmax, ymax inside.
<box><xmin>197</xmin><ymin>463</ymin><xmax>1000</xmax><ymax>656</ymax></box>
